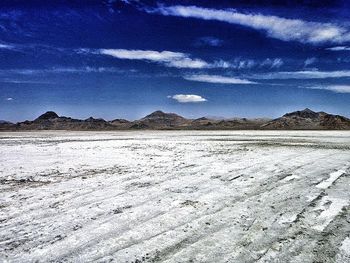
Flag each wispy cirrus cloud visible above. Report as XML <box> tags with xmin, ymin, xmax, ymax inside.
<box><xmin>0</xmin><ymin>42</ymin><xmax>69</xmax><ymax>54</ymax></box>
<box><xmin>99</xmin><ymin>48</ymin><xmax>231</xmax><ymax>69</ymax></box>
<box><xmin>213</xmin><ymin>58</ymin><xmax>284</xmax><ymax>70</ymax></box>
<box><xmin>184</xmin><ymin>74</ymin><xmax>256</xmax><ymax>84</ymax></box>
<box><xmin>250</xmin><ymin>70</ymin><xmax>350</xmax><ymax>79</ymax></box>
<box><xmin>305</xmin><ymin>85</ymin><xmax>350</xmax><ymax>93</ymax></box>
<box><xmin>146</xmin><ymin>5</ymin><xmax>350</xmax><ymax>44</ymax></box>
<box><xmin>326</xmin><ymin>46</ymin><xmax>350</xmax><ymax>51</ymax></box>
<box><xmin>0</xmin><ymin>79</ymin><xmax>54</xmax><ymax>84</ymax></box>
<box><xmin>168</xmin><ymin>94</ymin><xmax>207</xmax><ymax>103</ymax></box>
<box><xmin>0</xmin><ymin>67</ymin><xmax>129</xmax><ymax>75</ymax></box>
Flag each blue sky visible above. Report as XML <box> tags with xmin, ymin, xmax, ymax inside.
<box><xmin>1</xmin><ymin>0</ymin><xmax>350</xmax><ymax>121</ymax></box>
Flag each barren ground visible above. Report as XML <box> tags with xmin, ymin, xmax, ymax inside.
<box><xmin>0</xmin><ymin>131</ymin><xmax>350</xmax><ymax>263</ymax></box>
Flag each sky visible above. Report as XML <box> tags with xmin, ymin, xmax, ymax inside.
<box><xmin>1</xmin><ymin>0</ymin><xmax>350</xmax><ymax>122</ymax></box>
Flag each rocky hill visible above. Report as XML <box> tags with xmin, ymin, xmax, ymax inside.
<box><xmin>134</xmin><ymin>111</ymin><xmax>191</xmax><ymax>129</ymax></box>
<box><xmin>1</xmin><ymin>109</ymin><xmax>349</xmax><ymax>130</ymax></box>
<box><xmin>262</xmin><ymin>108</ymin><xmax>350</xmax><ymax>130</ymax></box>
<box><xmin>11</xmin><ymin>112</ymin><xmax>116</xmax><ymax>131</ymax></box>
<box><xmin>0</xmin><ymin>120</ymin><xmax>13</xmax><ymax>130</ymax></box>
<box><xmin>189</xmin><ymin>117</ymin><xmax>268</xmax><ymax>130</ymax></box>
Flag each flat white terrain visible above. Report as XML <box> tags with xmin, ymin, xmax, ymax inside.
<box><xmin>0</xmin><ymin>131</ymin><xmax>350</xmax><ymax>263</ymax></box>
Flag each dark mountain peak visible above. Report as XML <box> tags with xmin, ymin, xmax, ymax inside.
<box><xmin>303</xmin><ymin>108</ymin><xmax>313</xmax><ymax>112</ymax></box>
<box><xmin>143</xmin><ymin>110</ymin><xmax>185</xmax><ymax>120</ymax></box>
<box><xmin>139</xmin><ymin>110</ymin><xmax>189</xmax><ymax>128</ymax></box>
<box><xmin>36</xmin><ymin>111</ymin><xmax>59</xmax><ymax>120</ymax></box>
<box><xmin>150</xmin><ymin>110</ymin><xmax>165</xmax><ymax>115</ymax></box>
<box><xmin>85</xmin><ymin>117</ymin><xmax>106</xmax><ymax>122</ymax></box>
<box><xmin>262</xmin><ymin>109</ymin><xmax>350</xmax><ymax>130</ymax></box>
<box><xmin>144</xmin><ymin>110</ymin><xmax>167</xmax><ymax>118</ymax></box>
<box><xmin>283</xmin><ymin>108</ymin><xmax>319</xmax><ymax>119</ymax></box>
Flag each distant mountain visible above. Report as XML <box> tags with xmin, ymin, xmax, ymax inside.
<box><xmin>12</xmin><ymin>112</ymin><xmax>117</xmax><ymax>130</ymax></box>
<box><xmin>135</xmin><ymin>111</ymin><xmax>269</xmax><ymax>130</ymax></box>
<box><xmin>0</xmin><ymin>109</ymin><xmax>349</xmax><ymax>131</ymax></box>
<box><xmin>262</xmin><ymin>108</ymin><xmax>350</xmax><ymax>130</ymax></box>
<box><xmin>35</xmin><ymin>111</ymin><xmax>59</xmax><ymax>120</ymax></box>
<box><xmin>0</xmin><ymin>120</ymin><xmax>12</xmax><ymax>124</ymax></box>
<box><xmin>110</xmin><ymin>118</ymin><xmax>131</xmax><ymax>129</ymax></box>
<box><xmin>135</xmin><ymin>110</ymin><xmax>191</xmax><ymax>129</ymax></box>
<box><xmin>0</xmin><ymin>120</ymin><xmax>13</xmax><ymax>131</ymax></box>
<box><xmin>190</xmin><ymin>117</ymin><xmax>269</xmax><ymax>130</ymax></box>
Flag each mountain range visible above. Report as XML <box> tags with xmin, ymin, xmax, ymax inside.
<box><xmin>1</xmin><ymin>108</ymin><xmax>350</xmax><ymax>131</ymax></box>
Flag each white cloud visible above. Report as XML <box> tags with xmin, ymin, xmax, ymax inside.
<box><xmin>326</xmin><ymin>46</ymin><xmax>350</xmax><ymax>51</ymax></box>
<box><xmin>100</xmin><ymin>48</ymin><xmax>215</xmax><ymax>69</ymax></box>
<box><xmin>251</xmin><ymin>70</ymin><xmax>350</xmax><ymax>79</ymax></box>
<box><xmin>147</xmin><ymin>5</ymin><xmax>350</xmax><ymax>44</ymax></box>
<box><xmin>100</xmin><ymin>49</ymin><xmax>186</xmax><ymax>61</ymax></box>
<box><xmin>99</xmin><ymin>49</ymin><xmax>234</xmax><ymax>69</ymax></box>
<box><xmin>5</xmin><ymin>97</ymin><xmax>14</xmax><ymax>101</ymax></box>
<box><xmin>99</xmin><ymin>49</ymin><xmax>283</xmax><ymax>70</ymax></box>
<box><xmin>184</xmin><ymin>74</ymin><xmax>257</xmax><ymax>84</ymax></box>
<box><xmin>166</xmin><ymin>58</ymin><xmax>209</xmax><ymax>68</ymax></box>
<box><xmin>306</xmin><ymin>85</ymin><xmax>350</xmax><ymax>93</ymax></box>
<box><xmin>168</xmin><ymin>94</ymin><xmax>207</xmax><ymax>103</ymax></box>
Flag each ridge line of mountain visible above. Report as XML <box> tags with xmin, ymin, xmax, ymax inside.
<box><xmin>1</xmin><ymin>108</ymin><xmax>350</xmax><ymax>130</ymax></box>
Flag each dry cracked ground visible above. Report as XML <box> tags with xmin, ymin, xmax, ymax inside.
<box><xmin>0</xmin><ymin>131</ymin><xmax>350</xmax><ymax>263</ymax></box>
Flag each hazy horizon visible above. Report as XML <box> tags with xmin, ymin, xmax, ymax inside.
<box><xmin>3</xmin><ymin>106</ymin><xmax>350</xmax><ymax>123</ymax></box>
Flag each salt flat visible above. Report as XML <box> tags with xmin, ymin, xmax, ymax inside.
<box><xmin>0</xmin><ymin>131</ymin><xmax>350</xmax><ymax>263</ymax></box>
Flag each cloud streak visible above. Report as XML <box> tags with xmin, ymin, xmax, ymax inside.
<box><xmin>0</xmin><ymin>79</ymin><xmax>54</xmax><ymax>84</ymax></box>
<box><xmin>250</xmin><ymin>70</ymin><xmax>350</xmax><ymax>79</ymax></box>
<box><xmin>147</xmin><ymin>5</ymin><xmax>350</xmax><ymax>44</ymax></box>
<box><xmin>0</xmin><ymin>67</ymin><xmax>129</xmax><ymax>75</ymax></box>
<box><xmin>168</xmin><ymin>94</ymin><xmax>207</xmax><ymax>103</ymax></box>
<box><xmin>185</xmin><ymin>74</ymin><xmax>256</xmax><ymax>84</ymax></box>
<box><xmin>306</xmin><ymin>85</ymin><xmax>350</xmax><ymax>93</ymax></box>
<box><xmin>100</xmin><ymin>48</ymin><xmax>231</xmax><ymax>69</ymax></box>
<box><xmin>0</xmin><ymin>44</ymin><xmax>14</xmax><ymax>50</ymax></box>
<box><xmin>326</xmin><ymin>46</ymin><xmax>350</xmax><ymax>51</ymax></box>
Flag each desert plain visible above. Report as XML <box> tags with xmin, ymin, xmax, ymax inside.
<box><xmin>1</xmin><ymin>131</ymin><xmax>350</xmax><ymax>262</ymax></box>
